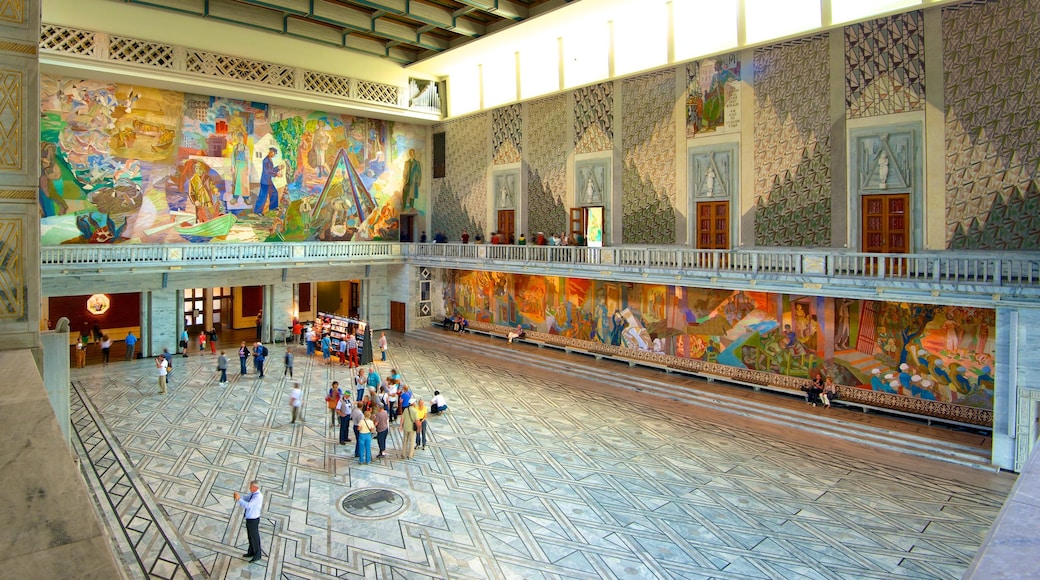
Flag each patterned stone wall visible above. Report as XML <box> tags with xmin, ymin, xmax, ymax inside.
<box><xmin>526</xmin><ymin>96</ymin><xmax>567</xmax><ymax>238</ymax></box>
<box><xmin>574</xmin><ymin>82</ymin><xmax>613</xmax><ymax>154</ymax></box>
<box><xmin>753</xmin><ymin>36</ymin><xmax>832</xmax><ymax>247</ymax></box>
<box><xmin>621</xmin><ymin>71</ymin><xmax>676</xmax><ymax>245</ymax></box>
<box><xmin>846</xmin><ymin>11</ymin><xmax>925</xmax><ymax>118</ymax></box>
<box><xmin>431</xmin><ymin>114</ymin><xmax>489</xmax><ymax>240</ymax></box>
<box><xmin>492</xmin><ymin>104</ymin><xmax>522</xmax><ymax>165</ymax></box>
<box><xmin>944</xmin><ymin>0</ymin><xmax>1040</xmax><ymax>250</ymax></box>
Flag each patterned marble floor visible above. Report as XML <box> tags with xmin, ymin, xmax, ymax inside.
<box><xmin>70</xmin><ymin>333</ymin><xmax>1012</xmax><ymax>580</ymax></box>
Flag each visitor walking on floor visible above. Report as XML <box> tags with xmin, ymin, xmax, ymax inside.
<box><xmin>156</xmin><ymin>354</ymin><xmax>168</xmax><ymax>394</ymax></box>
<box><xmin>399</xmin><ymin>402</ymin><xmax>418</xmax><ymax>459</ymax></box>
<box><xmin>254</xmin><ymin>342</ymin><xmax>267</xmax><ymax>378</ymax></box>
<box><xmin>217</xmin><ymin>350</ymin><xmax>228</xmax><ymax>386</ymax></box>
<box><xmin>124</xmin><ymin>331</ymin><xmax>137</xmax><ymax>361</ymax></box>
<box><xmin>379</xmin><ymin>332</ymin><xmax>388</xmax><ymax>361</ymax></box>
<box><xmin>100</xmin><ymin>335</ymin><xmax>112</xmax><ymax>366</ymax></box>
<box><xmin>336</xmin><ymin>393</ymin><xmax>352</xmax><ymax>444</ymax></box>
<box><xmin>326</xmin><ymin>381</ymin><xmax>343</xmax><ymax>429</ymax></box>
<box><xmin>284</xmin><ymin>347</ymin><xmax>294</xmax><ymax>378</ymax></box>
<box><xmin>374</xmin><ymin>403</ymin><xmax>389</xmax><ymax>458</ymax></box>
<box><xmin>289</xmin><ymin>382</ymin><xmax>302</xmax><ymax>424</ymax></box>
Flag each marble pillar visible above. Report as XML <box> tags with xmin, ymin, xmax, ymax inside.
<box><xmin>0</xmin><ymin>0</ymin><xmax>41</xmax><ymax>355</ymax></box>
<box><xmin>147</xmin><ymin>291</ymin><xmax>179</xmax><ymax>357</ymax></box>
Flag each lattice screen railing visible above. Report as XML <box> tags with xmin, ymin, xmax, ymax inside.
<box><xmin>304</xmin><ymin>70</ymin><xmax>353</xmax><ymax>98</ymax></box>
<box><xmin>185</xmin><ymin>50</ymin><xmax>296</xmax><ymax>88</ymax></box>
<box><xmin>40</xmin><ymin>24</ymin><xmax>95</xmax><ymax>56</ymax></box>
<box><xmin>108</xmin><ymin>35</ymin><xmax>175</xmax><ymax>69</ymax></box>
<box><xmin>357</xmin><ymin>80</ymin><xmax>400</xmax><ymax>106</ymax></box>
<box><xmin>40</xmin><ymin>24</ymin><xmax>428</xmax><ymax>115</ymax></box>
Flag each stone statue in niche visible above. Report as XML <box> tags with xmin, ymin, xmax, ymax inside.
<box><xmin>878</xmin><ymin>152</ymin><xmax>889</xmax><ymax>190</ymax></box>
<box><xmin>703</xmin><ymin>166</ymin><xmax>716</xmax><ymax>196</ymax></box>
<box><xmin>581</xmin><ymin>166</ymin><xmax>603</xmax><ymax>204</ymax></box>
<box><xmin>497</xmin><ymin>174</ymin><xmax>514</xmax><ymax>208</ymax></box>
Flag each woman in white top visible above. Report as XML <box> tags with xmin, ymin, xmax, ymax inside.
<box><xmin>100</xmin><ymin>335</ymin><xmax>112</xmax><ymax>366</ymax></box>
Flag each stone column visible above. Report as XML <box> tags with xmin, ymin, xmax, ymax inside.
<box><xmin>271</xmin><ymin>281</ymin><xmax>293</xmax><ymax>342</ymax></box>
<box><xmin>147</xmin><ymin>291</ymin><xmax>179</xmax><ymax>358</ymax></box>
<box><xmin>0</xmin><ymin>1</ymin><xmax>42</xmax><ymax>357</ymax></box>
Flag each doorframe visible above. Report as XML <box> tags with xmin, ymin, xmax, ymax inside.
<box><xmin>848</xmin><ymin>114</ymin><xmax>924</xmax><ymax>252</ymax></box>
<box><xmin>688</xmin><ymin>137</ymin><xmax>739</xmax><ymax>249</ymax></box>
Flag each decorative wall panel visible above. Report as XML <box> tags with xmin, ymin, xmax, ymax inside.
<box><xmin>0</xmin><ymin>215</ymin><xmax>23</xmax><ymax>319</ymax></box>
<box><xmin>574</xmin><ymin>82</ymin><xmax>613</xmax><ymax>154</ymax></box>
<box><xmin>444</xmin><ymin>271</ymin><xmax>996</xmax><ymax>422</ymax></box>
<box><xmin>944</xmin><ymin>0</ymin><xmax>1040</xmax><ymax>250</ymax></box>
<box><xmin>0</xmin><ymin>67</ymin><xmax>21</xmax><ymax>171</ymax></box>
<box><xmin>846</xmin><ymin>11</ymin><xmax>925</xmax><ymax>118</ymax></box>
<box><xmin>686</xmin><ymin>54</ymin><xmax>741</xmax><ymax>138</ymax></box>
<box><xmin>40</xmin><ymin>75</ymin><xmax>425</xmax><ymax>244</ymax></box>
<box><xmin>753</xmin><ymin>36</ymin><xmax>832</xmax><ymax>247</ymax></box>
<box><xmin>492</xmin><ymin>103</ymin><xmax>521</xmax><ymax>165</ymax></box>
<box><xmin>621</xmin><ymin>71</ymin><xmax>676</xmax><ymax>245</ymax></box>
<box><xmin>430</xmin><ymin>114</ymin><xmax>489</xmax><ymax>240</ymax></box>
<box><xmin>526</xmin><ymin>96</ymin><xmax>567</xmax><ymax>238</ymax></box>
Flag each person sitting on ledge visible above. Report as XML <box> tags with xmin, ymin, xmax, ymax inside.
<box><xmin>451</xmin><ymin>315</ymin><xmax>468</xmax><ymax>333</ymax></box>
<box><xmin>507</xmin><ymin>325</ymin><xmax>526</xmax><ymax>343</ymax></box>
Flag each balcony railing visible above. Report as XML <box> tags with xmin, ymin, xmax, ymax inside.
<box><xmin>41</xmin><ymin>242</ymin><xmax>1040</xmax><ymax>291</ymax></box>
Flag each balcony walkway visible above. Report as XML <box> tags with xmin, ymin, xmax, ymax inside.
<box><xmin>69</xmin><ymin>329</ymin><xmax>1013</xmax><ymax>579</ymax></box>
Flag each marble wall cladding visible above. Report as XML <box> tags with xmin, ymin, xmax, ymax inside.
<box><xmin>621</xmin><ymin>71</ymin><xmax>677</xmax><ymax>245</ymax></box>
<box><xmin>526</xmin><ymin>96</ymin><xmax>568</xmax><ymax>238</ymax></box>
<box><xmin>846</xmin><ymin>11</ymin><xmax>925</xmax><ymax>118</ymax></box>
<box><xmin>574</xmin><ymin>82</ymin><xmax>614</xmax><ymax>154</ymax></box>
<box><xmin>753</xmin><ymin>36</ymin><xmax>832</xmax><ymax>247</ymax></box>
<box><xmin>944</xmin><ymin>0</ymin><xmax>1040</xmax><ymax>250</ymax></box>
<box><xmin>492</xmin><ymin>104</ymin><xmax>522</xmax><ymax>165</ymax></box>
<box><xmin>148</xmin><ymin>291</ymin><xmax>179</xmax><ymax>357</ymax></box>
<box><xmin>271</xmin><ymin>282</ymin><xmax>294</xmax><ymax>334</ymax></box>
<box><xmin>431</xmin><ymin>114</ymin><xmax>489</xmax><ymax>239</ymax></box>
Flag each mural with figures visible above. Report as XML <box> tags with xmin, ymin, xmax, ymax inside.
<box><xmin>444</xmin><ymin>271</ymin><xmax>995</xmax><ymax>411</ymax></box>
<box><xmin>39</xmin><ymin>76</ymin><xmax>425</xmax><ymax>244</ymax></box>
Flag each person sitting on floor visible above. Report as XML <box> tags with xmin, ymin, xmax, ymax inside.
<box><xmin>430</xmin><ymin>390</ymin><xmax>448</xmax><ymax>414</ymax></box>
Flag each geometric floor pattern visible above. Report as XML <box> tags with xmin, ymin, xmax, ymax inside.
<box><xmin>70</xmin><ymin>333</ymin><xmax>1011</xmax><ymax>579</ymax></box>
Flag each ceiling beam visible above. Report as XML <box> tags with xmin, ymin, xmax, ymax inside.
<box><xmin>455</xmin><ymin>0</ymin><xmax>528</xmax><ymax>20</ymax></box>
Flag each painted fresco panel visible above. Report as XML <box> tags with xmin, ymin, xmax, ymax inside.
<box><xmin>39</xmin><ymin>75</ymin><xmax>425</xmax><ymax>244</ymax></box>
<box><xmin>444</xmin><ymin>271</ymin><xmax>996</xmax><ymax>412</ymax></box>
<box><xmin>686</xmin><ymin>54</ymin><xmax>741</xmax><ymax>138</ymax></box>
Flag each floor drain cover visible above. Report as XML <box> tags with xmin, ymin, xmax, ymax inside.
<box><xmin>339</xmin><ymin>488</ymin><xmax>408</xmax><ymax>519</ymax></box>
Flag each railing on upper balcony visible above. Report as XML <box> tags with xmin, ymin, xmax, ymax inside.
<box><xmin>40</xmin><ymin>242</ymin><xmax>401</xmax><ymax>267</ymax></box>
<box><xmin>405</xmin><ymin>244</ymin><xmax>1040</xmax><ymax>287</ymax></box>
<box><xmin>41</xmin><ymin>242</ymin><xmax>1040</xmax><ymax>288</ymax></box>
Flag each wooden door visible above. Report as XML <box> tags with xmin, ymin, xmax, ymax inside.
<box><xmin>390</xmin><ymin>301</ymin><xmax>406</xmax><ymax>332</ymax></box>
<box><xmin>497</xmin><ymin>210</ymin><xmax>515</xmax><ymax>242</ymax></box>
<box><xmin>862</xmin><ymin>193</ymin><xmax>909</xmax><ymax>275</ymax></box>
<box><xmin>696</xmin><ymin>201</ymin><xmax>729</xmax><ymax>249</ymax></box>
<box><xmin>569</xmin><ymin>207</ymin><xmax>584</xmax><ymax>239</ymax></box>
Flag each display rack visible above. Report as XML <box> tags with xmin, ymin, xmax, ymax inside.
<box><xmin>317</xmin><ymin>312</ymin><xmax>368</xmax><ymax>362</ymax></box>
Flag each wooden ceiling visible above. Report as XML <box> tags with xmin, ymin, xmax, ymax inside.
<box><xmin>125</xmin><ymin>0</ymin><xmax>569</xmax><ymax>64</ymax></box>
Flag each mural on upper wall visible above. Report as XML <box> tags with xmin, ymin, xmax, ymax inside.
<box><xmin>444</xmin><ymin>271</ymin><xmax>996</xmax><ymax>411</ymax></box>
<box><xmin>686</xmin><ymin>53</ymin><xmax>741</xmax><ymax>137</ymax></box>
<box><xmin>39</xmin><ymin>75</ymin><xmax>425</xmax><ymax>244</ymax></box>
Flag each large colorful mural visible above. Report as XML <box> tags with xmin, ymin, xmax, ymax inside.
<box><xmin>39</xmin><ymin>76</ymin><xmax>425</xmax><ymax>244</ymax></box>
<box><xmin>444</xmin><ymin>271</ymin><xmax>996</xmax><ymax>411</ymax></box>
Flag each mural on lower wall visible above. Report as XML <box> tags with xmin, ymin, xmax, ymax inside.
<box><xmin>444</xmin><ymin>271</ymin><xmax>995</xmax><ymax>411</ymax></box>
<box><xmin>39</xmin><ymin>76</ymin><xmax>425</xmax><ymax>244</ymax></box>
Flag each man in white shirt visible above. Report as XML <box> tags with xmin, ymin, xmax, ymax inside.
<box><xmin>234</xmin><ymin>480</ymin><xmax>263</xmax><ymax>563</ymax></box>
<box><xmin>289</xmin><ymin>382</ymin><xmax>302</xmax><ymax>424</ymax></box>
<box><xmin>156</xmin><ymin>356</ymin><xmax>168</xmax><ymax>394</ymax></box>
<box><xmin>430</xmin><ymin>390</ymin><xmax>448</xmax><ymax>414</ymax></box>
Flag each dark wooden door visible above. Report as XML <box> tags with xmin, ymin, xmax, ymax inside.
<box><xmin>862</xmin><ymin>193</ymin><xmax>910</xmax><ymax>275</ymax></box>
<box><xmin>569</xmin><ymin>207</ymin><xmax>584</xmax><ymax>239</ymax></box>
<box><xmin>862</xmin><ymin>194</ymin><xmax>909</xmax><ymax>253</ymax></box>
<box><xmin>390</xmin><ymin>301</ymin><xmax>406</xmax><ymax>332</ymax></box>
<box><xmin>697</xmin><ymin>201</ymin><xmax>729</xmax><ymax>249</ymax></box>
<box><xmin>497</xmin><ymin>210</ymin><xmax>515</xmax><ymax>242</ymax></box>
